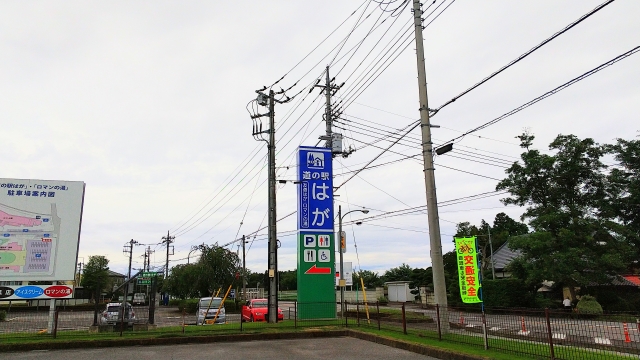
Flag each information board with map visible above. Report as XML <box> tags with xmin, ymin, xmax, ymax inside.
<box><xmin>0</xmin><ymin>178</ymin><xmax>85</xmax><ymax>281</ymax></box>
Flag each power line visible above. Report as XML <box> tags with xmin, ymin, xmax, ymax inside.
<box><xmin>431</xmin><ymin>0</ymin><xmax>616</xmax><ymax>115</ymax></box>
<box><xmin>444</xmin><ymin>45</ymin><xmax>640</xmax><ymax>144</ymax></box>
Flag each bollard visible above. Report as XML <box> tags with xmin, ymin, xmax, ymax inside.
<box><xmin>623</xmin><ymin>323</ymin><xmax>631</xmax><ymax>343</ymax></box>
<box><xmin>521</xmin><ymin>316</ymin><xmax>527</xmax><ymax>333</ymax></box>
<box><xmin>356</xmin><ymin>302</ymin><xmax>360</xmax><ymax>326</ymax></box>
<box><xmin>376</xmin><ymin>302</ymin><xmax>381</xmax><ymax>331</ymax></box>
<box><xmin>182</xmin><ymin>310</ymin><xmax>185</xmax><ymax>334</ymax></box>
<box><xmin>460</xmin><ymin>311</ymin><xmax>464</xmax><ymax>326</ymax></box>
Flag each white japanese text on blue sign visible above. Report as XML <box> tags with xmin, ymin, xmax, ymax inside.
<box><xmin>297</xmin><ymin>147</ymin><xmax>333</xmax><ymax>232</ymax></box>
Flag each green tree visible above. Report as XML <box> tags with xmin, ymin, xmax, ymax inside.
<box><xmin>604</xmin><ymin>137</ymin><xmax>640</xmax><ymax>264</ymax></box>
<box><xmin>279</xmin><ymin>269</ymin><xmax>297</xmax><ymax>291</ymax></box>
<box><xmin>491</xmin><ymin>212</ymin><xmax>529</xmax><ymax>246</ymax></box>
<box><xmin>353</xmin><ymin>270</ymin><xmax>384</xmax><ymax>289</ymax></box>
<box><xmin>165</xmin><ymin>244</ymin><xmax>240</xmax><ymax>299</ymax></box>
<box><xmin>497</xmin><ymin>133</ymin><xmax>633</xmax><ymax>295</ymax></box>
<box><xmin>163</xmin><ymin>263</ymin><xmax>200</xmax><ymax>299</ymax></box>
<box><xmin>382</xmin><ymin>263</ymin><xmax>413</xmax><ymax>282</ymax></box>
<box><xmin>80</xmin><ymin>255</ymin><xmax>109</xmax><ymax>325</ymax></box>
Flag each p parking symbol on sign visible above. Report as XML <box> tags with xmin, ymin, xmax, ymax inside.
<box><xmin>304</xmin><ymin>234</ymin><xmax>316</xmax><ymax>247</ymax></box>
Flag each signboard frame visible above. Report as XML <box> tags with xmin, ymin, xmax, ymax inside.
<box><xmin>297</xmin><ymin>147</ymin><xmax>336</xmax><ymax>319</ymax></box>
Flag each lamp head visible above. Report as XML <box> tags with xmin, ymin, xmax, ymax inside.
<box><xmin>362</xmin><ymin>209</ymin><xmax>369</xmax><ymax>214</ymax></box>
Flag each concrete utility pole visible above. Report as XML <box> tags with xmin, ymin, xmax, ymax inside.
<box><xmin>162</xmin><ymin>231</ymin><xmax>175</xmax><ymax>279</ymax></box>
<box><xmin>411</xmin><ymin>0</ymin><xmax>448</xmax><ymax>329</ymax></box>
<box><xmin>144</xmin><ymin>246</ymin><xmax>154</xmax><ymax>272</ymax></box>
<box><xmin>242</xmin><ymin>235</ymin><xmax>247</xmax><ymax>301</ymax></box>
<box><xmin>266</xmin><ymin>90</ymin><xmax>278</xmax><ymax>323</ymax></box>
<box><xmin>252</xmin><ymin>85</ymin><xmax>293</xmax><ymax>322</ymax></box>
<box><xmin>123</xmin><ymin>239</ymin><xmax>139</xmax><ymax>300</ymax></box>
<box><xmin>324</xmin><ymin>66</ymin><xmax>332</xmax><ymax>149</ymax></box>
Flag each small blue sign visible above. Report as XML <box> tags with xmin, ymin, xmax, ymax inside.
<box><xmin>44</xmin><ymin>233</ymin><xmax>50</xmax><ymax>237</ymax></box>
<box><xmin>22</xmin><ymin>229</ymin><xmax>29</xmax><ymax>232</ymax></box>
<box><xmin>35</xmin><ymin>254</ymin><xmax>42</xmax><ymax>258</ymax></box>
<box><xmin>297</xmin><ymin>147</ymin><xmax>333</xmax><ymax>232</ymax></box>
<box><xmin>14</xmin><ymin>286</ymin><xmax>44</xmax><ymax>299</ymax></box>
<box><xmin>43</xmin><ymin>218</ymin><xmax>49</xmax><ymax>222</ymax></box>
<box><xmin>3</xmin><ymin>234</ymin><xmax>9</xmax><ymax>237</ymax></box>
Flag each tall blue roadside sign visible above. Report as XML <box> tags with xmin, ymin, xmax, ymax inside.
<box><xmin>297</xmin><ymin>146</ymin><xmax>336</xmax><ymax>319</ymax></box>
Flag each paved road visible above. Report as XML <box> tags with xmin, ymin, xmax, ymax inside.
<box><xmin>2</xmin><ymin>337</ymin><xmax>438</xmax><ymax>360</ymax></box>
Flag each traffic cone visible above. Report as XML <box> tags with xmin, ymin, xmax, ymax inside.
<box><xmin>521</xmin><ymin>316</ymin><xmax>527</xmax><ymax>333</ymax></box>
<box><xmin>623</xmin><ymin>323</ymin><xmax>631</xmax><ymax>343</ymax></box>
<box><xmin>459</xmin><ymin>312</ymin><xmax>464</xmax><ymax>325</ymax></box>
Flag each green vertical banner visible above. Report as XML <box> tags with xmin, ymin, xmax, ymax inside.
<box><xmin>454</xmin><ymin>237</ymin><xmax>482</xmax><ymax>304</ymax></box>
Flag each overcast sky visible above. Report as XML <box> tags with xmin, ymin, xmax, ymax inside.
<box><xmin>1</xmin><ymin>0</ymin><xmax>638</xmax><ymax>278</ymax></box>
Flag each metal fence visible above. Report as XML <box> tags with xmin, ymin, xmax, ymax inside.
<box><xmin>346</xmin><ymin>302</ymin><xmax>640</xmax><ymax>360</ymax></box>
<box><xmin>1</xmin><ymin>301</ymin><xmax>639</xmax><ymax>360</ymax></box>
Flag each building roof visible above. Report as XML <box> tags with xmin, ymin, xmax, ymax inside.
<box><xmin>490</xmin><ymin>241</ymin><xmax>522</xmax><ymax>270</ymax></box>
<box><xmin>623</xmin><ymin>275</ymin><xmax>640</xmax><ymax>286</ymax></box>
<box><xmin>107</xmin><ymin>270</ymin><xmax>126</xmax><ymax>278</ymax></box>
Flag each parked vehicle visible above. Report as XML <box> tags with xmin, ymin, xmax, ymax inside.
<box><xmin>196</xmin><ymin>297</ymin><xmax>226</xmax><ymax>325</ymax></box>
<box><xmin>241</xmin><ymin>298</ymin><xmax>283</xmax><ymax>322</ymax></box>
<box><xmin>133</xmin><ymin>293</ymin><xmax>146</xmax><ymax>305</ymax></box>
<box><xmin>99</xmin><ymin>302</ymin><xmax>137</xmax><ymax>326</ymax></box>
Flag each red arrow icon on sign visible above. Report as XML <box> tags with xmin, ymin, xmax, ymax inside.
<box><xmin>305</xmin><ymin>265</ymin><xmax>331</xmax><ymax>274</ymax></box>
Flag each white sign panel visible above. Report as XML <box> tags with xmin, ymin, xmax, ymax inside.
<box><xmin>335</xmin><ymin>261</ymin><xmax>353</xmax><ymax>286</ymax></box>
<box><xmin>0</xmin><ymin>178</ymin><xmax>85</xmax><ymax>281</ymax></box>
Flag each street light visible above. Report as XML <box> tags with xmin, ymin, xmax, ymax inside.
<box><xmin>187</xmin><ymin>245</ymin><xmax>200</xmax><ymax>264</ymax></box>
<box><xmin>338</xmin><ymin>205</ymin><xmax>369</xmax><ymax>318</ymax></box>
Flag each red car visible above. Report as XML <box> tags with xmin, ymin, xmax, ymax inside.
<box><xmin>241</xmin><ymin>299</ymin><xmax>284</xmax><ymax>322</ymax></box>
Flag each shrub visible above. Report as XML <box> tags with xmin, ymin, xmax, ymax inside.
<box><xmin>576</xmin><ymin>295</ymin><xmax>603</xmax><ymax>316</ymax></box>
<box><xmin>482</xmin><ymin>279</ymin><xmax>536</xmax><ymax>308</ymax></box>
<box><xmin>377</xmin><ymin>296</ymin><xmax>389</xmax><ymax>305</ymax></box>
<box><xmin>224</xmin><ymin>301</ymin><xmax>236</xmax><ymax>312</ymax></box>
<box><xmin>0</xmin><ymin>310</ymin><xmax>6</xmax><ymax>322</ymax></box>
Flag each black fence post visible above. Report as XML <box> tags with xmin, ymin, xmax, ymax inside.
<box><xmin>345</xmin><ymin>301</ymin><xmax>348</xmax><ymax>327</ymax></box>
<box><xmin>53</xmin><ymin>308</ymin><xmax>59</xmax><ymax>339</ymax></box>
<box><xmin>357</xmin><ymin>302</ymin><xmax>360</xmax><ymax>326</ymax></box>
<box><xmin>149</xmin><ymin>277</ymin><xmax>156</xmax><ymax>325</ymax></box>
<box><xmin>402</xmin><ymin>303</ymin><xmax>407</xmax><ymax>335</ymax></box>
<box><xmin>545</xmin><ymin>308</ymin><xmax>555</xmax><ymax>360</ymax></box>
<box><xmin>377</xmin><ymin>301</ymin><xmax>381</xmax><ymax>330</ymax></box>
<box><xmin>119</xmin><ymin>305</ymin><xmax>125</xmax><ymax>337</ymax></box>
<box><xmin>294</xmin><ymin>301</ymin><xmax>297</xmax><ymax>329</ymax></box>
<box><xmin>436</xmin><ymin>304</ymin><xmax>442</xmax><ymax>341</ymax></box>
